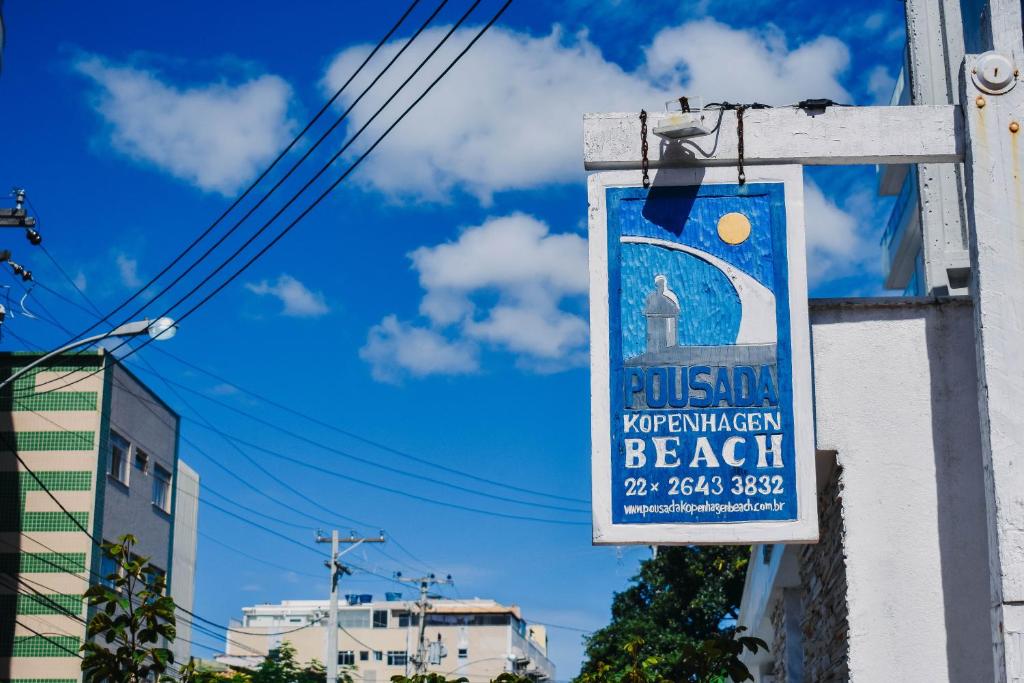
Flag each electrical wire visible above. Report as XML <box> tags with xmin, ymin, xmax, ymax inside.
<box><xmin>34</xmin><ymin>0</ymin><xmax>426</xmax><ymax>349</ymax></box>
<box><xmin>21</xmin><ymin>279</ymin><xmax>589</xmax><ymax>508</ymax></box>
<box><xmin>134</xmin><ymin>367</ymin><xmax>589</xmax><ymax>513</ymax></box>
<box><xmin>4</xmin><ymin>327</ymin><xmax>444</xmax><ymax>593</ymax></box>
<box><xmin>0</xmin><ymin>534</ymin><xmax>315</xmax><ymax>654</ymax></box>
<box><xmin>39</xmin><ymin>0</ymin><xmax>455</xmax><ymax>375</ymax></box>
<box><xmin>13</xmin><ymin>619</ymin><xmax>84</xmax><ymax>658</ymax></box>
<box><xmin>131</xmin><ymin>369</ymin><xmax>588</xmax><ymax>515</ymax></box>
<box><xmin>20</xmin><ymin>0</ymin><xmax>481</xmax><ymax>397</ymax></box>
<box><xmin>20</xmin><ymin>0</ymin><xmax>514</xmax><ymax>400</ymax></box>
<box><xmin>185</xmin><ymin>418</ymin><xmax>588</xmax><ymax>526</ymax></box>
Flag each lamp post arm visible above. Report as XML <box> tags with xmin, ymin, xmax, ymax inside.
<box><xmin>0</xmin><ymin>328</ymin><xmax>140</xmax><ymax>393</ymax></box>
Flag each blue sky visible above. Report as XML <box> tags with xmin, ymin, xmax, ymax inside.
<box><xmin>0</xmin><ymin>0</ymin><xmax>905</xmax><ymax>676</ymax></box>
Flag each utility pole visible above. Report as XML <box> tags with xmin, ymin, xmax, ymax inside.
<box><xmin>397</xmin><ymin>572</ymin><xmax>452</xmax><ymax>675</ymax></box>
<box><xmin>315</xmin><ymin>529</ymin><xmax>385</xmax><ymax>683</ymax></box>
<box><xmin>1</xmin><ymin>189</ymin><xmax>42</xmax><ymax>244</ymax></box>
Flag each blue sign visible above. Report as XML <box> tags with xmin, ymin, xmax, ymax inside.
<box><xmin>589</xmin><ymin>168</ymin><xmax>817</xmax><ymax>544</ymax></box>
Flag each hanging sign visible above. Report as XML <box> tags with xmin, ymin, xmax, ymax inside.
<box><xmin>589</xmin><ymin>167</ymin><xmax>817</xmax><ymax>544</ymax></box>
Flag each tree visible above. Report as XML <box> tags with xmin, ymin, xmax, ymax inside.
<box><xmin>576</xmin><ymin>546</ymin><xmax>754</xmax><ymax>682</ymax></box>
<box><xmin>250</xmin><ymin>641</ymin><xmax>344</xmax><ymax>683</ymax></box>
<box><xmin>81</xmin><ymin>534</ymin><xmax>178</xmax><ymax>682</ymax></box>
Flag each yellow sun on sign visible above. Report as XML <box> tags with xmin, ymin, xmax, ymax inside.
<box><xmin>717</xmin><ymin>212</ymin><xmax>752</xmax><ymax>245</ymax></box>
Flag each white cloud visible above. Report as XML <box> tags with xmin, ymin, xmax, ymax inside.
<box><xmin>643</xmin><ymin>20</ymin><xmax>851</xmax><ymax>104</ymax></box>
<box><xmin>360</xmin><ymin>315</ymin><xmax>479</xmax><ymax>383</ymax></box>
<box><xmin>863</xmin><ymin>11</ymin><xmax>887</xmax><ymax>32</ymax></box>
<box><xmin>245</xmin><ymin>274</ymin><xmax>330</xmax><ymax>317</ymax></box>
<box><xmin>322</xmin><ymin>20</ymin><xmax>851</xmax><ymax>202</ymax></box>
<box><xmin>73</xmin><ymin>271</ymin><xmax>88</xmax><ymax>292</ymax></box>
<box><xmin>866</xmin><ymin>65</ymin><xmax>896</xmax><ymax>104</ymax></box>
<box><xmin>74</xmin><ymin>55</ymin><xmax>296</xmax><ymax>196</ymax></box>
<box><xmin>361</xmin><ymin>213</ymin><xmax>588</xmax><ymax>381</ymax></box>
<box><xmin>115</xmin><ymin>253</ymin><xmax>142</xmax><ymax>289</ymax></box>
<box><xmin>803</xmin><ymin>180</ymin><xmax>876</xmax><ymax>285</ymax></box>
<box><xmin>209</xmin><ymin>383</ymin><xmax>239</xmax><ymax>396</ymax></box>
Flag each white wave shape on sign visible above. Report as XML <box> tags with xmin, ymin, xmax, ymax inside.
<box><xmin>621</xmin><ymin>236</ymin><xmax>777</xmax><ymax>345</ymax></box>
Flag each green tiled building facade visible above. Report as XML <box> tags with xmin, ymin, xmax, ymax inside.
<box><xmin>0</xmin><ymin>352</ymin><xmax>183</xmax><ymax>682</ymax></box>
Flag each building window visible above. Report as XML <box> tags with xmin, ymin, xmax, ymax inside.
<box><xmin>387</xmin><ymin>651</ymin><xmax>407</xmax><ymax>666</ymax></box>
<box><xmin>338</xmin><ymin>610</ymin><xmax>370</xmax><ymax>629</ymax></box>
<box><xmin>458</xmin><ymin>648</ymin><xmax>468</xmax><ymax>659</ymax></box>
<box><xmin>398</xmin><ymin>612</ymin><xmax>419</xmax><ymax>627</ymax></box>
<box><xmin>373</xmin><ymin>609</ymin><xmax>388</xmax><ymax>628</ymax></box>
<box><xmin>360</xmin><ymin>651</ymin><xmax>369</xmax><ymax>661</ymax></box>
<box><xmin>152</xmin><ymin>464</ymin><xmax>172</xmax><ymax>513</ymax></box>
<box><xmin>143</xmin><ymin>565</ymin><xmax>166</xmax><ymax>593</ymax></box>
<box><xmin>373</xmin><ymin>651</ymin><xmax>383</xmax><ymax>662</ymax></box>
<box><xmin>99</xmin><ymin>551</ymin><xmax>121</xmax><ymax>588</ymax></box>
<box><xmin>133</xmin><ymin>449</ymin><xmax>149</xmax><ymax>474</ymax></box>
<box><xmin>338</xmin><ymin>651</ymin><xmax>355</xmax><ymax>666</ymax></box>
<box><xmin>109</xmin><ymin>431</ymin><xmax>130</xmax><ymax>485</ymax></box>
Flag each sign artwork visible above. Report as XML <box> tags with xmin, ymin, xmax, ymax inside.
<box><xmin>589</xmin><ymin>167</ymin><xmax>817</xmax><ymax>544</ymax></box>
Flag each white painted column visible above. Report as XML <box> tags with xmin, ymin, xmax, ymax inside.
<box><xmin>961</xmin><ymin>47</ymin><xmax>1024</xmax><ymax>681</ymax></box>
<box><xmin>905</xmin><ymin>0</ymin><xmax>970</xmax><ymax>294</ymax></box>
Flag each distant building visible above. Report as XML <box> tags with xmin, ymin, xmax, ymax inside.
<box><xmin>223</xmin><ymin>596</ymin><xmax>555</xmax><ymax>682</ymax></box>
<box><xmin>0</xmin><ymin>351</ymin><xmax>198</xmax><ymax>682</ymax></box>
<box><xmin>171</xmin><ymin>460</ymin><xmax>200</xmax><ymax>666</ymax></box>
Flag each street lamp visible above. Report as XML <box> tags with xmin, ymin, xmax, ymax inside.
<box><xmin>0</xmin><ymin>316</ymin><xmax>178</xmax><ymax>391</ymax></box>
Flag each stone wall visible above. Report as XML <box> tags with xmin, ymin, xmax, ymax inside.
<box><xmin>770</xmin><ymin>464</ymin><xmax>849</xmax><ymax>682</ymax></box>
<box><xmin>799</xmin><ymin>464</ymin><xmax>849</xmax><ymax>682</ymax></box>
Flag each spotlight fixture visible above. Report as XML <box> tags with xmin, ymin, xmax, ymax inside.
<box><xmin>652</xmin><ymin>96</ymin><xmax>712</xmax><ymax>139</ymax></box>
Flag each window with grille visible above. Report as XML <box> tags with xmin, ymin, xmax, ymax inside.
<box><xmin>338</xmin><ymin>651</ymin><xmax>355</xmax><ymax>666</ymax></box>
<box><xmin>387</xmin><ymin>651</ymin><xmax>407</xmax><ymax>666</ymax></box>
<box><xmin>152</xmin><ymin>464</ymin><xmax>171</xmax><ymax>513</ymax></box>
<box><xmin>133</xmin><ymin>449</ymin><xmax>149</xmax><ymax>474</ymax></box>
<box><xmin>338</xmin><ymin>610</ymin><xmax>370</xmax><ymax>628</ymax></box>
<box><xmin>109</xmin><ymin>431</ymin><xmax>130</xmax><ymax>485</ymax></box>
<box><xmin>99</xmin><ymin>551</ymin><xmax>121</xmax><ymax>588</ymax></box>
<box><xmin>373</xmin><ymin>609</ymin><xmax>388</xmax><ymax>628</ymax></box>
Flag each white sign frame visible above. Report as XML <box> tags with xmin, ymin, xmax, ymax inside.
<box><xmin>588</xmin><ymin>165</ymin><xmax>818</xmax><ymax>545</ymax></box>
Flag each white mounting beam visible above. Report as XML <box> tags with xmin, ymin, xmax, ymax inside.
<box><xmin>905</xmin><ymin>0</ymin><xmax>970</xmax><ymax>295</ymax></box>
<box><xmin>583</xmin><ymin>106</ymin><xmax>964</xmax><ymax>170</ymax></box>
<box><xmin>962</xmin><ymin>53</ymin><xmax>1024</xmax><ymax>682</ymax></box>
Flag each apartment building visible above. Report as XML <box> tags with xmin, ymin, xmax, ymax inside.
<box><xmin>0</xmin><ymin>351</ymin><xmax>197</xmax><ymax>682</ymax></box>
<box><xmin>224</xmin><ymin>596</ymin><xmax>555</xmax><ymax>682</ymax></box>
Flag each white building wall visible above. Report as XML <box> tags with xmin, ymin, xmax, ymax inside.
<box><xmin>225</xmin><ymin>599</ymin><xmax>556</xmax><ymax>681</ymax></box>
<box><xmin>815</xmin><ymin>299</ymin><xmax>991</xmax><ymax>681</ymax></box>
<box><xmin>739</xmin><ymin>298</ymin><xmax>993</xmax><ymax>682</ymax></box>
<box><xmin>171</xmin><ymin>459</ymin><xmax>200</xmax><ymax>666</ymax></box>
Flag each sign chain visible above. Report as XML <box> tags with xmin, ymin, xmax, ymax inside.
<box><xmin>639</xmin><ymin>109</ymin><xmax>650</xmax><ymax>188</ymax></box>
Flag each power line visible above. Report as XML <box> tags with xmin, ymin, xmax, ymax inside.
<box><xmin>11</xmin><ymin>283</ymin><xmax>586</xmax><ymax>528</ymax></box>
<box><xmin>134</xmin><ymin>370</ymin><xmax>588</xmax><ymax>514</ymax></box>
<box><xmin>185</xmin><ymin>418</ymin><xmax>588</xmax><ymax>526</ymax></box>
<box><xmin>143</xmin><ymin>355</ymin><xmax>589</xmax><ymax>505</ymax></box>
<box><xmin>44</xmin><ymin>0</ymin><xmax>456</xmax><ymax>373</ymax></box>
<box><xmin>4</xmin><ymin>329</ymin><xmax>441</xmax><ymax>587</ymax></box>
<box><xmin>5</xmin><ymin>323</ymin><xmax>382</xmax><ymax>533</ymax></box>
<box><xmin>9</xmin><ymin>307</ymin><xmax>449</xmax><ymax>581</ymax></box>
<box><xmin>34</xmin><ymin>0</ymin><xmax>426</xmax><ymax>350</ymax></box>
<box><xmin>19</xmin><ymin>0</ymin><xmax>477</xmax><ymax>397</ymax></box>
<box><xmin>13</xmin><ymin>619</ymin><xmax>83</xmax><ymax>659</ymax></box>
<box><xmin>197</xmin><ymin>530</ymin><xmax>324</xmax><ymax>581</ymax></box>
<box><xmin>20</xmin><ymin>0</ymin><xmax>514</xmax><ymax>400</ymax></box>
<box><xmin>0</xmin><ymin>534</ymin><xmax>321</xmax><ymax>653</ymax></box>
<box><xmin>18</xmin><ymin>280</ymin><xmax>589</xmax><ymax>508</ymax></box>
